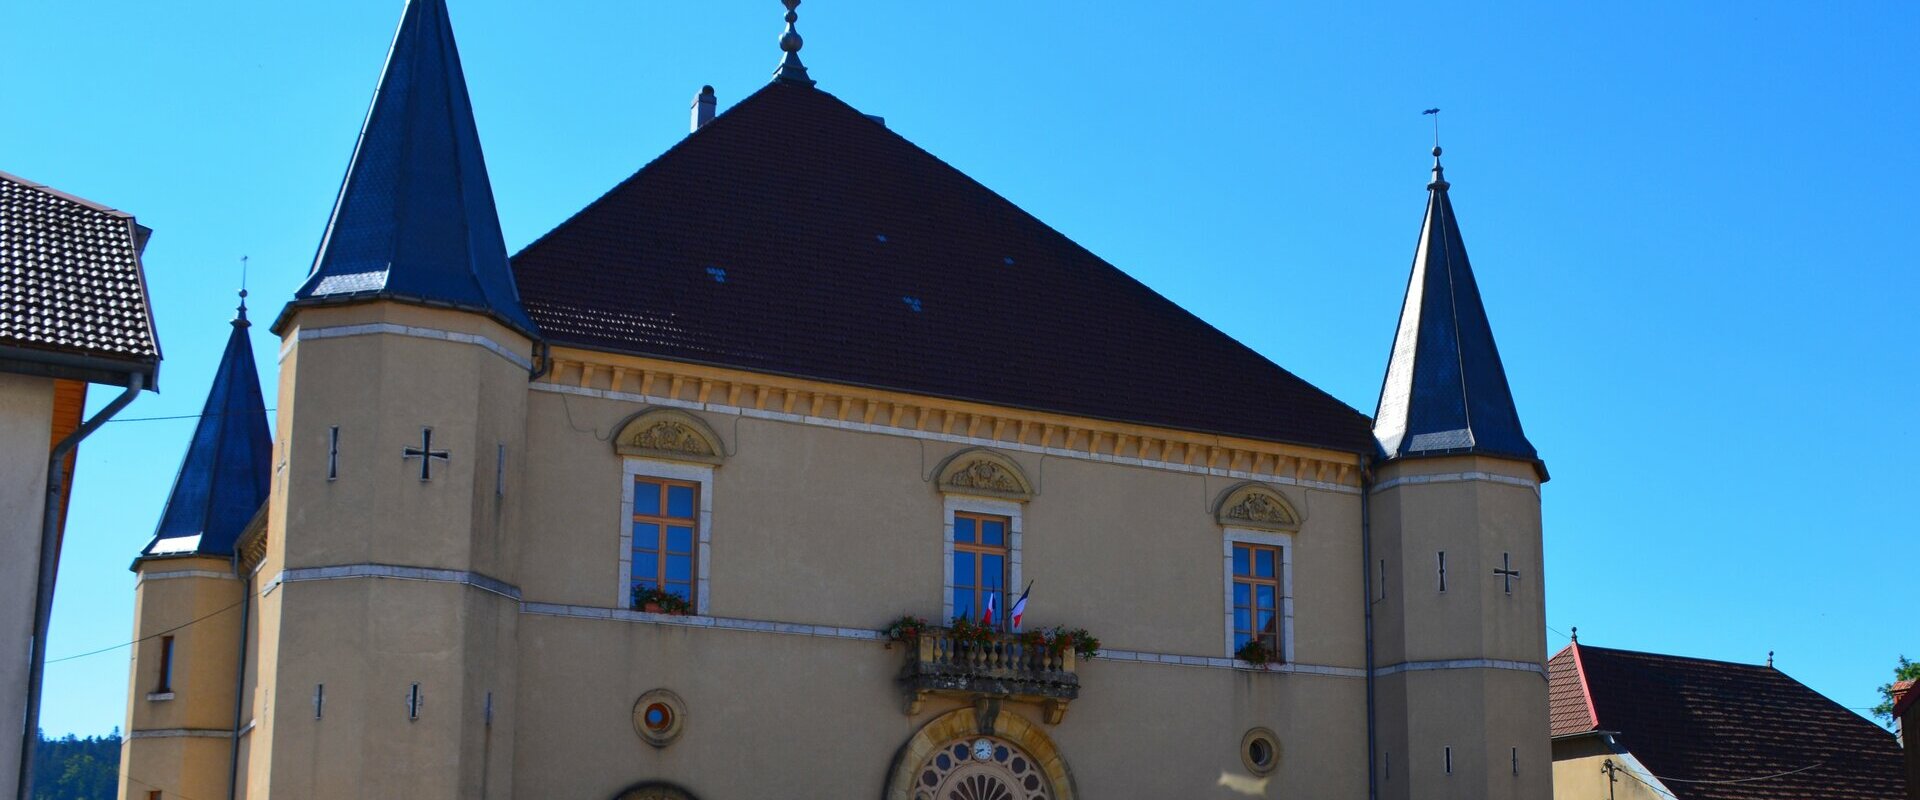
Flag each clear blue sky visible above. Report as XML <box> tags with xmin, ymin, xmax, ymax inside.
<box><xmin>5</xmin><ymin>2</ymin><xmax>1914</xmax><ymax>736</ymax></box>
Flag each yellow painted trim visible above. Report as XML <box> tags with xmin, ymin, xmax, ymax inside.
<box><xmin>541</xmin><ymin>348</ymin><xmax>1363</xmax><ymax>489</ymax></box>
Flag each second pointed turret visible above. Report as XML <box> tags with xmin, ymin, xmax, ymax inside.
<box><xmin>141</xmin><ymin>295</ymin><xmax>272</xmax><ymax>558</ymax></box>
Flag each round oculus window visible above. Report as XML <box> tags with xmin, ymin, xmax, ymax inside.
<box><xmin>1241</xmin><ymin>727</ymin><xmax>1280</xmax><ymax>775</ymax></box>
<box><xmin>632</xmin><ymin>689</ymin><xmax>687</xmax><ymax>748</ymax></box>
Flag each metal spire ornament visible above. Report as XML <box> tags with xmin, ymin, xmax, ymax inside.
<box><xmin>236</xmin><ymin>255</ymin><xmax>250</xmax><ymax>326</ymax></box>
<box><xmin>1423</xmin><ymin>109</ymin><xmax>1448</xmax><ymax>188</ymax></box>
<box><xmin>773</xmin><ymin>0</ymin><xmax>816</xmax><ymax>85</ymax></box>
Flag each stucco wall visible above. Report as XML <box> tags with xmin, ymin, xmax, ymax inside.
<box><xmin>0</xmin><ymin>372</ymin><xmax>54</xmax><ymax>798</ymax></box>
<box><xmin>506</xmin><ymin>377</ymin><xmax>1371</xmax><ymax>797</ymax></box>
<box><xmin>119</xmin><ymin>556</ymin><xmax>245</xmax><ymax>800</ymax></box>
<box><xmin>1551</xmin><ymin>736</ymin><xmax>1668</xmax><ymax>800</ymax></box>
<box><xmin>210</xmin><ymin>301</ymin><xmax>1552</xmax><ymax>799</ymax></box>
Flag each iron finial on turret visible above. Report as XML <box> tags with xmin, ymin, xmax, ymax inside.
<box><xmin>235</xmin><ymin>255</ymin><xmax>250</xmax><ymax>327</ymax></box>
<box><xmin>1570</xmin><ymin>626</ymin><xmax>1578</xmax><ymax>644</ymax></box>
<box><xmin>1423</xmin><ymin>108</ymin><xmax>1448</xmax><ymax>189</ymax></box>
<box><xmin>773</xmin><ymin>0</ymin><xmax>816</xmax><ymax>86</ymax></box>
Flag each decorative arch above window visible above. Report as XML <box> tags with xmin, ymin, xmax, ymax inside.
<box><xmin>934</xmin><ymin>447</ymin><xmax>1035</xmax><ymax>501</ymax></box>
<box><xmin>614</xmin><ymin>409</ymin><xmax>725</xmax><ymax>465</ymax></box>
<box><xmin>611</xmin><ymin>781</ymin><xmax>698</xmax><ymax>800</ymax></box>
<box><xmin>1213</xmin><ymin>482</ymin><xmax>1302</xmax><ymax>532</ymax></box>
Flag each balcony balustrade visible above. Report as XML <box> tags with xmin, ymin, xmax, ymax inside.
<box><xmin>900</xmin><ymin>627</ymin><xmax>1079</xmax><ymax>724</ymax></box>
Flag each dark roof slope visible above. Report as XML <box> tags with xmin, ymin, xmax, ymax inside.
<box><xmin>1372</xmin><ymin>150</ymin><xmax>1540</xmax><ymax>475</ymax></box>
<box><xmin>512</xmin><ymin>82</ymin><xmax>1373</xmax><ymax>452</ymax></box>
<box><xmin>0</xmin><ymin>170</ymin><xmax>161</xmax><ymax>386</ymax></box>
<box><xmin>142</xmin><ymin>306</ymin><xmax>272</xmax><ymax>559</ymax></box>
<box><xmin>281</xmin><ymin>0</ymin><xmax>536</xmax><ymax>338</ymax></box>
<box><xmin>1549</xmin><ymin>643</ymin><xmax>1906</xmax><ymax>800</ymax></box>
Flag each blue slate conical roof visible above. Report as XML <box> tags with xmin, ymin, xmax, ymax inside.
<box><xmin>1372</xmin><ymin>149</ymin><xmax>1544</xmax><ymax>477</ymax></box>
<box><xmin>142</xmin><ymin>305</ymin><xmax>272</xmax><ymax>558</ymax></box>
<box><xmin>283</xmin><ymin>0</ymin><xmax>536</xmax><ymax>338</ymax></box>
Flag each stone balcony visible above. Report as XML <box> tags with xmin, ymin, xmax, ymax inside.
<box><xmin>901</xmin><ymin>628</ymin><xmax>1080</xmax><ymax>724</ymax></box>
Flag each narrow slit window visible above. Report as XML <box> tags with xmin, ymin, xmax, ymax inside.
<box><xmin>1438</xmin><ymin>551</ymin><xmax>1447</xmax><ymax>592</ymax></box>
<box><xmin>1445</xmin><ymin>746</ymin><xmax>1453</xmax><ymax>775</ymax></box>
<box><xmin>155</xmin><ymin>635</ymin><xmax>174</xmax><ymax>693</ymax></box>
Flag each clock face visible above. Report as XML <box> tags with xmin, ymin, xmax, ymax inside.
<box><xmin>972</xmin><ymin>738</ymin><xmax>995</xmax><ymax>761</ymax></box>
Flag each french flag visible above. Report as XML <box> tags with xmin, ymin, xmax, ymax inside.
<box><xmin>981</xmin><ymin>590</ymin><xmax>997</xmax><ymax>626</ymax></box>
<box><xmin>1009</xmin><ymin>583</ymin><xmax>1031</xmax><ymax>631</ymax></box>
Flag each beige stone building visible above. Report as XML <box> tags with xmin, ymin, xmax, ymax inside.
<box><xmin>118</xmin><ymin>2</ymin><xmax>1555</xmax><ymax>798</ymax></box>
<box><xmin>0</xmin><ymin>170</ymin><xmax>161</xmax><ymax>799</ymax></box>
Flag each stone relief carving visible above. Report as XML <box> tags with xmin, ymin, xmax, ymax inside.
<box><xmin>1215</xmin><ymin>483</ymin><xmax>1300</xmax><ymax>531</ymax></box>
<box><xmin>614</xmin><ymin>410</ymin><xmax>724</xmax><ymax>464</ymax></box>
<box><xmin>948</xmin><ymin>459</ymin><xmax>1023</xmax><ymax>493</ymax></box>
<box><xmin>935</xmin><ymin>448</ymin><xmax>1034</xmax><ymax>500</ymax></box>
<box><xmin>631</xmin><ymin>420</ymin><xmax>713</xmax><ymax>456</ymax></box>
<box><xmin>1224</xmin><ymin>492</ymin><xmax>1294</xmax><ymax>526</ymax></box>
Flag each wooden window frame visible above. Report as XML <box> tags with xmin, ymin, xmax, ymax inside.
<box><xmin>951</xmin><ymin>510</ymin><xmax>1011</xmax><ymax>624</ymax></box>
<box><xmin>1223</xmin><ymin>528</ymin><xmax>1293</xmax><ymax>661</ymax></box>
<box><xmin>630</xmin><ymin>477</ymin><xmax>700</xmax><ymax>606</ymax></box>
<box><xmin>1232</xmin><ymin>543</ymin><xmax>1284</xmax><ymax>652</ymax></box>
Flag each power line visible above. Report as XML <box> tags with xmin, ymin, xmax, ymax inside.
<box><xmin>45</xmin><ymin>597</ymin><xmax>244</xmax><ymax>665</ymax></box>
<box><xmin>106</xmin><ymin>409</ymin><xmax>276</xmax><ymax>424</ymax></box>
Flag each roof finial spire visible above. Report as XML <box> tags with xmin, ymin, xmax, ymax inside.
<box><xmin>772</xmin><ymin>0</ymin><xmax>816</xmax><ymax>86</ymax></box>
<box><xmin>1422</xmin><ymin>108</ymin><xmax>1447</xmax><ymax>189</ymax></box>
<box><xmin>1767</xmin><ymin>650</ymin><xmax>1774</xmax><ymax>668</ymax></box>
<box><xmin>235</xmin><ymin>255</ymin><xmax>250</xmax><ymax>327</ymax></box>
<box><xmin>1570</xmin><ymin>626</ymin><xmax>1578</xmax><ymax>644</ymax></box>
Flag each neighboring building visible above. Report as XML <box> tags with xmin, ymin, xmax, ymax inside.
<box><xmin>120</xmin><ymin>1</ymin><xmax>1555</xmax><ymax>798</ymax></box>
<box><xmin>0</xmin><ymin>170</ymin><xmax>161</xmax><ymax>797</ymax></box>
<box><xmin>1548</xmin><ymin>640</ymin><xmax>1908</xmax><ymax>799</ymax></box>
<box><xmin>1895</xmin><ymin>679</ymin><xmax>1918</xmax><ymax>800</ymax></box>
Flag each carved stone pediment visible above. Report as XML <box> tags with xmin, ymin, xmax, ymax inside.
<box><xmin>614</xmin><ymin>409</ymin><xmax>725</xmax><ymax>465</ymax></box>
<box><xmin>935</xmin><ymin>447</ymin><xmax>1034</xmax><ymax>501</ymax></box>
<box><xmin>1214</xmin><ymin>482</ymin><xmax>1301</xmax><ymax>531</ymax></box>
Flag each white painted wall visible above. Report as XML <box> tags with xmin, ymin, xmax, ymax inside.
<box><xmin>0</xmin><ymin>372</ymin><xmax>55</xmax><ymax>796</ymax></box>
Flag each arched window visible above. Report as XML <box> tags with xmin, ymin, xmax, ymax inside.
<box><xmin>935</xmin><ymin>448</ymin><xmax>1034</xmax><ymax>624</ymax></box>
<box><xmin>1214</xmin><ymin>483</ymin><xmax>1300</xmax><ymax>661</ymax></box>
<box><xmin>613</xmin><ymin>409</ymin><xmax>725</xmax><ymax>613</ymax></box>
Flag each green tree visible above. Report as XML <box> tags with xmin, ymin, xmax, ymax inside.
<box><xmin>30</xmin><ymin>729</ymin><xmax>120</xmax><ymax>800</ymax></box>
<box><xmin>1872</xmin><ymin>654</ymin><xmax>1920</xmax><ymax>727</ymax></box>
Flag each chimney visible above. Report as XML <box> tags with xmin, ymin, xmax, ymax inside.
<box><xmin>690</xmin><ymin>85</ymin><xmax>716</xmax><ymax>133</ymax></box>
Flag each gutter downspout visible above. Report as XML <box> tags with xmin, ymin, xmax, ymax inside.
<box><xmin>17</xmin><ymin>373</ymin><xmax>143</xmax><ymax>800</ymax></box>
<box><xmin>226</xmin><ymin>554</ymin><xmax>252</xmax><ymax>800</ymax></box>
<box><xmin>1359</xmin><ymin>454</ymin><xmax>1379</xmax><ymax>800</ymax></box>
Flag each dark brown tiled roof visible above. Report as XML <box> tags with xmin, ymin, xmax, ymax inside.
<box><xmin>0</xmin><ymin>171</ymin><xmax>160</xmax><ymax>377</ymax></box>
<box><xmin>511</xmin><ymin>82</ymin><xmax>1374</xmax><ymax>452</ymax></box>
<box><xmin>1549</xmin><ymin>643</ymin><xmax>1907</xmax><ymax>800</ymax></box>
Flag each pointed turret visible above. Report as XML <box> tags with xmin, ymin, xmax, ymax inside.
<box><xmin>1373</xmin><ymin>146</ymin><xmax>1543</xmax><ymax>476</ymax></box>
<box><xmin>141</xmin><ymin>294</ymin><xmax>271</xmax><ymax>558</ymax></box>
<box><xmin>281</xmin><ymin>0</ymin><xmax>537</xmax><ymax>338</ymax></box>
